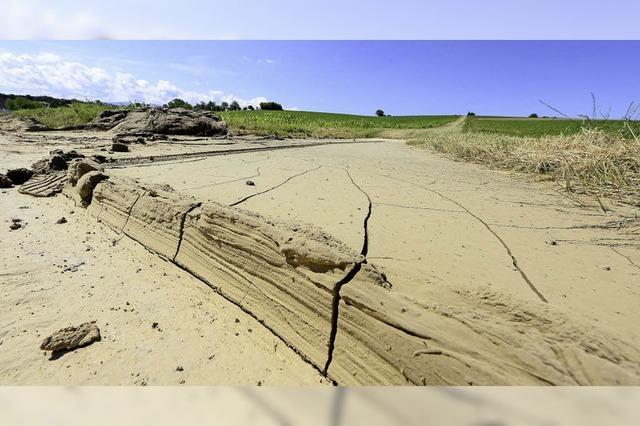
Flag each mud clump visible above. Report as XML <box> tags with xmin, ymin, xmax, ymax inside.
<box><xmin>0</xmin><ymin>174</ymin><xmax>12</xmax><ymax>188</ymax></box>
<box><xmin>31</xmin><ymin>150</ymin><xmax>84</xmax><ymax>174</ymax></box>
<box><xmin>88</xmin><ymin>107</ymin><xmax>228</xmax><ymax>136</ymax></box>
<box><xmin>111</xmin><ymin>142</ymin><xmax>129</xmax><ymax>152</ymax></box>
<box><xmin>6</xmin><ymin>168</ymin><xmax>34</xmax><ymax>185</ymax></box>
<box><xmin>40</xmin><ymin>322</ymin><xmax>101</xmax><ymax>352</ymax></box>
<box><xmin>67</xmin><ymin>159</ymin><xmax>104</xmax><ymax>186</ymax></box>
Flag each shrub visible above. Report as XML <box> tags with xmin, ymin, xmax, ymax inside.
<box><xmin>375</xmin><ymin>109</ymin><xmax>385</xmax><ymax>117</ymax></box>
<box><xmin>529</xmin><ymin>113</ymin><xmax>539</xmax><ymax>118</ymax></box>
<box><xmin>260</xmin><ymin>101</ymin><xmax>283</xmax><ymax>111</ymax></box>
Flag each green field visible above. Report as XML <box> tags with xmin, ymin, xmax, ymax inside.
<box><xmin>13</xmin><ymin>102</ymin><xmax>120</xmax><ymax>128</ymax></box>
<box><xmin>218</xmin><ymin>110</ymin><xmax>459</xmax><ymax>138</ymax></box>
<box><xmin>464</xmin><ymin>116</ymin><xmax>640</xmax><ymax>138</ymax></box>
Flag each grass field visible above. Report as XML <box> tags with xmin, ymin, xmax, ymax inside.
<box><xmin>464</xmin><ymin>116</ymin><xmax>640</xmax><ymax>138</ymax></box>
<box><xmin>12</xmin><ymin>102</ymin><xmax>120</xmax><ymax>128</ymax></box>
<box><xmin>12</xmin><ymin>105</ymin><xmax>459</xmax><ymax>138</ymax></box>
<box><xmin>410</xmin><ymin>126</ymin><xmax>640</xmax><ymax>205</ymax></box>
<box><xmin>218</xmin><ymin>110</ymin><xmax>460</xmax><ymax>138</ymax></box>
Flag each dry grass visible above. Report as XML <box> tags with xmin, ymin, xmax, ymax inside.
<box><xmin>409</xmin><ymin>128</ymin><xmax>640</xmax><ymax>206</ymax></box>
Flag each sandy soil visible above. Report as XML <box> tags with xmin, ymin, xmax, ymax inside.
<box><xmin>0</xmin><ymin>187</ymin><xmax>326</xmax><ymax>385</ymax></box>
<box><xmin>1</xmin><ymin>127</ymin><xmax>639</xmax><ymax>385</ymax></box>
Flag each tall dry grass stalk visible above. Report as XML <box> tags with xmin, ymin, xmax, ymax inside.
<box><xmin>409</xmin><ymin>128</ymin><xmax>640</xmax><ymax>206</ymax></box>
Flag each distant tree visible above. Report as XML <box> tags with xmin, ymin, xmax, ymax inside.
<box><xmin>466</xmin><ymin>112</ymin><xmax>476</xmax><ymax>117</ymax></box>
<box><xmin>220</xmin><ymin>101</ymin><xmax>230</xmax><ymax>111</ymax></box>
<box><xmin>164</xmin><ymin>98</ymin><xmax>193</xmax><ymax>109</ymax></box>
<box><xmin>259</xmin><ymin>101</ymin><xmax>283</xmax><ymax>111</ymax></box>
<box><xmin>529</xmin><ymin>113</ymin><xmax>539</xmax><ymax>118</ymax></box>
<box><xmin>229</xmin><ymin>101</ymin><xmax>241</xmax><ymax>111</ymax></box>
<box><xmin>204</xmin><ymin>101</ymin><xmax>222</xmax><ymax>111</ymax></box>
<box><xmin>247</xmin><ymin>105</ymin><xmax>255</xmax><ymax>111</ymax></box>
<box><xmin>375</xmin><ymin>109</ymin><xmax>385</xmax><ymax>117</ymax></box>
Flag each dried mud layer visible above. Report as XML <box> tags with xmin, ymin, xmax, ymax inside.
<box><xmin>1</xmin><ymin>128</ymin><xmax>640</xmax><ymax>385</ymax></box>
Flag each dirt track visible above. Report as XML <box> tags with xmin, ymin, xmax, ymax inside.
<box><xmin>1</xmin><ymin>128</ymin><xmax>639</xmax><ymax>384</ymax></box>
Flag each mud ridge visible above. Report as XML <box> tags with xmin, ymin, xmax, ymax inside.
<box><xmin>108</xmin><ymin>140</ymin><xmax>383</xmax><ymax>169</ymax></box>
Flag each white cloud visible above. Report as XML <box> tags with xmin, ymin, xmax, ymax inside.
<box><xmin>0</xmin><ymin>51</ymin><xmax>268</xmax><ymax>107</ymax></box>
<box><xmin>0</xmin><ymin>1</ymin><xmax>109</xmax><ymax>39</ymax></box>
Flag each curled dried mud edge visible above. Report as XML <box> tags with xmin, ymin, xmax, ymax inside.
<box><xmin>78</xmin><ymin>175</ymin><xmax>403</xmax><ymax>384</ymax></box>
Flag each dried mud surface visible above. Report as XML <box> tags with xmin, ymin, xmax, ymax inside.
<box><xmin>1</xmin><ymin>128</ymin><xmax>639</xmax><ymax>385</ymax></box>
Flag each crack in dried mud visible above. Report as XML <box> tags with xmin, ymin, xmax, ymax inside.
<box><xmin>229</xmin><ymin>165</ymin><xmax>322</xmax><ymax>207</ymax></box>
<box><xmin>608</xmin><ymin>247</ymin><xmax>640</xmax><ymax>270</ymax></box>
<box><xmin>182</xmin><ymin>168</ymin><xmax>261</xmax><ymax>191</ymax></box>
<box><xmin>172</xmin><ymin>203</ymin><xmax>202</xmax><ymax>261</ymax></box>
<box><xmin>323</xmin><ymin>169</ymin><xmax>374</xmax><ymax>375</ymax></box>
<box><xmin>376</xmin><ymin>202</ymin><xmax>465</xmax><ymax>214</ymax></box>
<box><xmin>378</xmin><ymin>173</ymin><xmax>549</xmax><ymax>303</ymax></box>
<box><xmin>322</xmin><ymin>261</ymin><xmax>364</xmax><ymax>375</ymax></box>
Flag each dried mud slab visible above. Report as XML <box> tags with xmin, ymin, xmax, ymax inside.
<box><xmin>82</xmin><ymin>175</ymin><xmax>640</xmax><ymax>385</ymax></box>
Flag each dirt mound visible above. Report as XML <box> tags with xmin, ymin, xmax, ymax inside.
<box><xmin>88</xmin><ymin>107</ymin><xmax>228</xmax><ymax>136</ymax></box>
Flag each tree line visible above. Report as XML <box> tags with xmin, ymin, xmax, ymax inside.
<box><xmin>164</xmin><ymin>98</ymin><xmax>283</xmax><ymax>111</ymax></box>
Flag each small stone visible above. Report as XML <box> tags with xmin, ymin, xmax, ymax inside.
<box><xmin>246</xmin><ymin>180</ymin><xmax>255</xmax><ymax>186</ymax></box>
<box><xmin>56</xmin><ymin>217</ymin><xmax>67</xmax><ymax>224</ymax></box>
<box><xmin>9</xmin><ymin>222</ymin><xmax>21</xmax><ymax>230</ymax></box>
<box><xmin>176</xmin><ymin>366</ymin><xmax>184</xmax><ymax>372</ymax></box>
<box><xmin>152</xmin><ymin>322</ymin><xmax>158</xmax><ymax>329</ymax></box>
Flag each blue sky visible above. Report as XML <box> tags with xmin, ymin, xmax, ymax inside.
<box><xmin>1</xmin><ymin>41</ymin><xmax>639</xmax><ymax>117</ymax></box>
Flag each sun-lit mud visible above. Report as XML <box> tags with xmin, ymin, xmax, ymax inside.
<box><xmin>1</xmin><ymin>128</ymin><xmax>639</xmax><ymax>384</ymax></box>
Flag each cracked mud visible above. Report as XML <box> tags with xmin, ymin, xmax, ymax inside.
<box><xmin>1</xmin><ymin>129</ymin><xmax>640</xmax><ymax>385</ymax></box>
